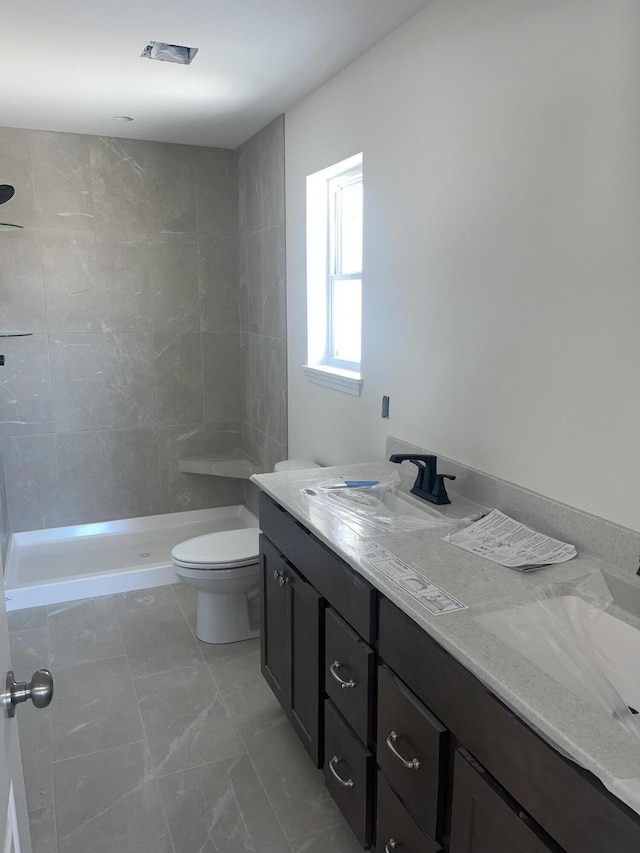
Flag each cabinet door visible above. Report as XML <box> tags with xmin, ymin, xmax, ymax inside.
<box><xmin>260</xmin><ymin>535</ymin><xmax>289</xmax><ymax>708</ymax></box>
<box><xmin>450</xmin><ymin>750</ymin><xmax>562</xmax><ymax>853</ymax></box>
<box><xmin>287</xmin><ymin>561</ymin><xmax>325</xmax><ymax>767</ymax></box>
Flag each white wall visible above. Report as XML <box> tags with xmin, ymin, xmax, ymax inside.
<box><xmin>286</xmin><ymin>0</ymin><xmax>640</xmax><ymax>532</ymax></box>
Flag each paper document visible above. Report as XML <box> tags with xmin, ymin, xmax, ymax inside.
<box><xmin>446</xmin><ymin>509</ymin><xmax>577</xmax><ymax>571</ymax></box>
<box><xmin>358</xmin><ymin>541</ymin><xmax>467</xmax><ymax>614</ymax></box>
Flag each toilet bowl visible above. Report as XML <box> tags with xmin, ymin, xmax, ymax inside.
<box><xmin>173</xmin><ymin>458</ymin><xmax>319</xmax><ymax>644</ymax></box>
<box><xmin>172</xmin><ymin>528</ymin><xmax>261</xmax><ymax>644</ymax></box>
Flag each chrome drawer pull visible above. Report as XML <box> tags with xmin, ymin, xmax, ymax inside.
<box><xmin>384</xmin><ymin>841</ymin><xmax>397</xmax><ymax>853</ymax></box>
<box><xmin>386</xmin><ymin>731</ymin><xmax>420</xmax><ymax>770</ymax></box>
<box><xmin>328</xmin><ymin>755</ymin><xmax>354</xmax><ymax>788</ymax></box>
<box><xmin>329</xmin><ymin>660</ymin><xmax>356</xmax><ymax>689</ymax></box>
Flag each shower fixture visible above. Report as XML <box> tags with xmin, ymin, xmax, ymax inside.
<box><xmin>0</xmin><ymin>184</ymin><xmax>23</xmax><ymax>229</ymax></box>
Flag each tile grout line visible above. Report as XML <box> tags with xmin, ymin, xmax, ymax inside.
<box><xmin>116</xmin><ymin>594</ymin><xmax>178</xmax><ymax>853</ymax></box>
<box><xmin>175</xmin><ymin>584</ymin><xmax>297</xmax><ymax>851</ymax></box>
<box><xmin>215</xmin><ymin>685</ymin><xmax>296</xmax><ymax>853</ymax></box>
<box><xmin>52</xmin><ymin>739</ymin><xmax>148</xmax><ymax>767</ymax></box>
<box><xmin>30</xmin><ymin>587</ymin><xmax>352</xmax><ymax>852</ymax></box>
<box><xmin>221</xmin><ymin>673</ymin><xmax>302</xmax><ymax>851</ymax></box>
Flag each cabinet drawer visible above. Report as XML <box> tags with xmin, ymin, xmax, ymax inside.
<box><xmin>325</xmin><ymin>608</ymin><xmax>375</xmax><ymax>745</ymax></box>
<box><xmin>377</xmin><ymin>665</ymin><xmax>447</xmax><ymax>843</ymax></box>
<box><xmin>450</xmin><ymin>750</ymin><xmax>562</xmax><ymax>853</ymax></box>
<box><xmin>379</xmin><ymin>597</ymin><xmax>640</xmax><ymax>853</ymax></box>
<box><xmin>324</xmin><ymin>700</ymin><xmax>374</xmax><ymax>848</ymax></box>
<box><xmin>376</xmin><ymin>772</ymin><xmax>442</xmax><ymax>853</ymax></box>
<box><xmin>259</xmin><ymin>492</ymin><xmax>376</xmax><ymax>642</ymax></box>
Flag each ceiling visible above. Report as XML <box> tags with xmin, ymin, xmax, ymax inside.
<box><xmin>2</xmin><ymin>0</ymin><xmax>431</xmax><ymax>149</ymax></box>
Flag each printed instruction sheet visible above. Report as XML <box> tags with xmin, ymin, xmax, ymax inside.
<box><xmin>446</xmin><ymin>509</ymin><xmax>577</xmax><ymax>570</ymax></box>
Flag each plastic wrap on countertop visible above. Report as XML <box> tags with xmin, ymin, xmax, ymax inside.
<box><xmin>300</xmin><ymin>472</ymin><xmax>464</xmax><ymax>539</ymax></box>
<box><xmin>477</xmin><ymin>569</ymin><xmax>640</xmax><ymax>811</ymax></box>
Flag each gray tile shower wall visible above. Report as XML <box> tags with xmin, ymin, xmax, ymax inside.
<box><xmin>237</xmin><ymin>116</ymin><xmax>288</xmax><ymax>515</ymax></box>
<box><xmin>0</xmin><ymin>126</ymin><xmax>247</xmax><ymax>531</ymax></box>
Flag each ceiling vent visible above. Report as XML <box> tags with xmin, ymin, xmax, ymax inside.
<box><xmin>141</xmin><ymin>41</ymin><xmax>198</xmax><ymax>65</ymax></box>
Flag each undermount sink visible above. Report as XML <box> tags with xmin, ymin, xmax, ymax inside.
<box><xmin>381</xmin><ymin>490</ymin><xmax>446</xmax><ymax>520</ymax></box>
<box><xmin>381</xmin><ymin>489</ymin><xmax>481</xmax><ymax>523</ymax></box>
<box><xmin>478</xmin><ymin>594</ymin><xmax>640</xmax><ymax>714</ymax></box>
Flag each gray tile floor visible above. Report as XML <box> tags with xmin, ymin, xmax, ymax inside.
<box><xmin>8</xmin><ymin>584</ymin><xmax>362</xmax><ymax>853</ymax></box>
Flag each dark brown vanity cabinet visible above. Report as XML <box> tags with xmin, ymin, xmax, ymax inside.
<box><xmin>449</xmin><ymin>750</ymin><xmax>560</xmax><ymax>853</ymax></box>
<box><xmin>259</xmin><ymin>493</ymin><xmax>640</xmax><ymax>853</ymax></box>
<box><xmin>259</xmin><ymin>492</ymin><xmax>377</xmax><ymax>845</ymax></box>
<box><xmin>379</xmin><ymin>596</ymin><xmax>640</xmax><ymax>853</ymax></box>
<box><xmin>260</xmin><ymin>533</ymin><xmax>324</xmax><ymax>766</ymax></box>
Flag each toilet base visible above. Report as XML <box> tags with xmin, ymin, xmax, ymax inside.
<box><xmin>195</xmin><ymin>590</ymin><xmax>260</xmax><ymax>644</ymax></box>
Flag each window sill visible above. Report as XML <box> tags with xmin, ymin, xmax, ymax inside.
<box><xmin>303</xmin><ymin>364</ymin><xmax>363</xmax><ymax>396</ymax></box>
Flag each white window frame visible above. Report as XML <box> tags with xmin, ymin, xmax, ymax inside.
<box><xmin>305</xmin><ymin>153</ymin><xmax>363</xmax><ymax>396</ymax></box>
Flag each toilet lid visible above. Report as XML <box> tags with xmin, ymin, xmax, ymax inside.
<box><xmin>171</xmin><ymin>528</ymin><xmax>260</xmax><ymax>566</ymax></box>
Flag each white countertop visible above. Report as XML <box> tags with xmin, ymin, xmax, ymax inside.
<box><xmin>252</xmin><ymin>461</ymin><xmax>640</xmax><ymax>816</ymax></box>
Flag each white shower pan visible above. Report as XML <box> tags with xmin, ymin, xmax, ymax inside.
<box><xmin>4</xmin><ymin>505</ymin><xmax>258</xmax><ymax>611</ymax></box>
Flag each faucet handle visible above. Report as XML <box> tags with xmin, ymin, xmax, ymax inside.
<box><xmin>432</xmin><ymin>473</ymin><xmax>456</xmax><ymax>504</ymax></box>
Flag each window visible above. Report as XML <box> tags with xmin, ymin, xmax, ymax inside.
<box><xmin>305</xmin><ymin>153</ymin><xmax>363</xmax><ymax>395</ymax></box>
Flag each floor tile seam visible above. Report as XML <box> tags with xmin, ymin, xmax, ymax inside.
<box><xmin>49</xmin><ymin>651</ymin><xmax>130</xmax><ymax>674</ymax></box>
<box><xmin>51</xmin><ymin>737</ymin><xmax>147</xmax><ymax>766</ymax></box>
<box><xmin>126</xmin><ymin>671</ymin><xmax>159</xmax><ymax>778</ymax></box>
<box><xmin>197</xmin><ymin>640</ymin><xmax>262</xmax><ymax>687</ymax></box>
<box><xmin>242</xmin><ymin>727</ymin><xmax>344</xmax><ymax>846</ymax></box>
<box><xmin>287</xmin><ymin>817</ymin><xmax>351</xmax><ymax>846</ymax></box>
<box><xmin>152</xmin><ymin>751</ymin><xmax>241</xmax><ymax>782</ymax></box>
<box><xmin>129</xmin><ymin>656</ymin><xmax>213</xmax><ymax>688</ymax></box>
<box><xmin>115</xmin><ymin>600</ymin><xmax>182</xmax><ymax>632</ymax></box>
<box><xmin>155</xmin><ymin>775</ymin><xmax>178</xmax><ymax>853</ymax></box>
<box><xmin>115</xmin><ymin>604</ymin><xmax>151</xmax><ymax>752</ymax></box>
<box><xmin>128</xmin><ymin>658</ymin><xmax>214</xmax><ymax>680</ymax></box>
<box><xmin>189</xmin><ymin>621</ymin><xmax>226</xmax><ymax>693</ymax></box>
<box><xmin>7</xmin><ymin>614</ymin><xmax>48</xmax><ymax>635</ymax></box>
<box><xmin>128</xmin><ymin>671</ymin><xmax>244</xmax><ymax>770</ymax></box>
<box><xmin>6</xmin><ymin>624</ymin><xmax>48</xmax><ymax>642</ymax></box>
<box><xmin>117</xmin><ymin>598</ymin><xmax>206</xmax><ymax>679</ymax></box>
<box><xmin>152</xmin><ymin>748</ymin><xmax>297</xmax><ymax>853</ymax></box>
<box><xmin>173</xmin><ymin>588</ymin><xmax>199</xmax><ymax>640</ymax></box>
<box><xmin>116</xmin><ymin>593</ymin><xmax>181</xmax><ymax>617</ymax></box>
<box><xmin>25</xmin><ymin>807</ymin><xmax>58</xmax><ymax>853</ymax></box>
<box><xmin>242</xmin><ymin>742</ymin><xmax>302</xmax><ymax>847</ymax></box>
<box><xmin>47</xmin><ymin>599</ymin><xmax>129</xmax><ymax>669</ymax></box>
<box><xmin>130</xmin><ymin>671</ymin><xmax>235</xmax><ymax>757</ymax></box>
<box><xmin>126</xmin><ymin>665</ymin><xmax>247</xmax><ymax>780</ymax></box>
<box><xmin>216</xmin><ymin>689</ymin><xmax>250</xmax><ymax>751</ymax></box>
<box><xmin>113</xmin><ymin>592</ymin><xmax>202</xmax><ymax>682</ymax></box>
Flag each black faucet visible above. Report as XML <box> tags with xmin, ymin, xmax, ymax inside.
<box><xmin>389</xmin><ymin>454</ymin><xmax>456</xmax><ymax>505</ymax></box>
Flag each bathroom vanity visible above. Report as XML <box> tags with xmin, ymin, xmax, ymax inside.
<box><xmin>254</xmin><ymin>464</ymin><xmax>640</xmax><ymax>853</ymax></box>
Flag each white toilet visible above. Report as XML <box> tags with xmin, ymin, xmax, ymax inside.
<box><xmin>172</xmin><ymin>458</ymin><xmax>320</xmax><ymax>644</ymax></box>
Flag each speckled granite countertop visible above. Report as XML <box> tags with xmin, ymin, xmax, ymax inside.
<box><xmin>252</xmin><ymin>461</ymin><xmax>640</xmax><ymax>816</ymax></box>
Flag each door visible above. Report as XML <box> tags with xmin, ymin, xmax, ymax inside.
<box><xmin>260</xmin><ymin>535</ymin><xmax>289</xmax><ymax>707</ymax></box>
<box><xmin>0</xmin><ymin>590</ymin><xmax>32</xmax><ymax>853</ymax></box>
<box><xmin>450</xmin><ymin>750</ymin><xmax>561</xmax><ymax>853</ymax></box>
<box><xmin>287</xmin><ymin>561</ymin><xmax>324</xmax><ymax>767</ymax></box>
